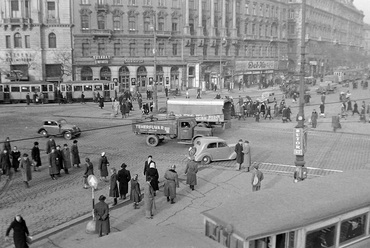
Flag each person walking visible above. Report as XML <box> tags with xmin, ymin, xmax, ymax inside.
<box><xmin>81</xmin><ymin>92</ymin><xmax>85</xmax><ymax>104</ymax></box>
<box><xmin>112</xmin><ymin>98</ymin><xmax>119</xmax><ymax>117</ymax></box>
<box><xmin>146</xmin><ymin>161</ymin><xmax>159</xmax><ymax>196</ymax></box>
<box><xmin>5</xmin><ymin>215</ymin><xmax>30</xmax><ymax>248</ymax></box>
<box><xmin>55</xmin><ymin>145</ymin><xmax>63</xmax><ymax>177</ymax></box>
<box><xmin>321</xmin><ymin>93</ymin><xmax>326</xmax><ymax>104</ymax></box>
<box><xmin>83</xmin><ymin>158</ymin><xmax>94</xmax><ymax>189</ymax></box>
<box><xmin>120</xmin><ymin>100</ymin><xmax>127</xmax><ymax>118</ymax></box>
<box><xmin>311</xmin><ymin>109</ymin><xmax>319</xmax><ymax>128</ymax></box>
<box><xmin>143</xmin><ymin>155</ymin><xmax>153</xmax><ymax>180</ymax></box>
<box><xmin>71</xmin><ymin>140</ymin><xmax>81</xmax><ymax>168</ymax></box>
<box><xmin>31</xmin><ymin>142</ymin><xmax>41</xmax><ymax>172</ymax></box>
<box><xmin>144</xmin><ymin>176</ymin><xmax>155</xmax><ymax>219</ymax></box>
<box><xmin>319</xmin><ymin>102</ymin><xmax>325</xmax><ymax>118</ymax></box>
<box><xmin>3</xmin><ymin>137</ymin><xmax>11</xmax><ymax>152</ymax></box>
<box><xmin>48</xmin><ymin>147</ymin><xmax>58</xmax><ymax>180</ymax></box>
<box><xmin>352</xmin><ymin>101</ymin><xmax>360</xmax><ymax>116</ymax></box>
<box><xmin>185</xmin><ymin>158</ymin><xmax>198</xmax><ymax>190</ymax></box>
<box><xmin>99</xmin><ymin>96</ymin><xmax>104</xmax><ymax>109</ymax></box>
<box><xmin>45</xmin><ymin>137</ymin><xmax>56</xmax><ymax>155</ymax></box>
<box><xmin>26</xmin><ymin>93</ymin><xmax>31</xmax><ymax>105</ymax></box>
<box><xmin>1</xmin><ymin>149</ymin><xmax>11</xmax><ymax>179</ymax></box>
<box><xmin>235</xmin><ymin>139</ymin><xmax>244</xmax><ymax>170</ymax></box>
<box><xmin>94</xmin><ymin>195</ymin><xmax>110</xmax><ymax>237</ymax></box>
<box><xmin>130</xmin><ymin>174</ymin><xmax>141</xmax><ymax>209</ymax></box>
<box><xmin>98</xmin><ymin>152</ymin><xmax>109</xmax><ymax>181</ymax></box>
<box><xmin>19</xmin><ymin>153</ymin><xmax>32</xmax><ymax>188</ymax></box>
<box><xmin>109</xmin><ymin>168</ymin><xmax>119</xmax><ymax>206</ymax></box>
<box><xmin>243</xmin><ymin>140</ymin><xmax>252</xmax><ymax>172</ymax></box>
<box><xmin>164</xmin><ymin>165</ymin><xmax>179</xmax><ymax>204</ymax></box>
<box><xmin>117</xmin><ymin>163</ymin><xmax>131</xmax><ymax>200</ymax></box>
<box><xmin>10</xmin><ymin>146</ymin><xmax>21</xmax><ymax>173</ymax></box>
<box><xmin>251</xmin><ymin>164</ymin><xmax>264</xmax><ymax>192</ymax></box>
<box><xmin>61</xmin><ymin>144</ymin><xmax>71</xmax><ymax>174</ymax></box>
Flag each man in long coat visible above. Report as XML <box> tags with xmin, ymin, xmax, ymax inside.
<box><xmin>46</xmin><ymin>137</ymin><xmax>56</xmax><ymax>154</ymax></box>
<box><xmin>31</xmin><ymin>142</ymin><xmax>41</xmax><ymax>171</ymax></box>
<box><xmin>48</xmin><ymin>147</ymin><xmax>58</xmax><ymax>180</ymax></box>
<box><xmin>55</xmin><ymin>145</ymin><xmax>63</xmax><ymax>176</ymax></box>
<box><xmin>94</xmin><ymin>195</ymin><xmax>110</xmax><ymax>237</ymax></box>
<box><xmin>3</xmin><ymin>137</ymin><xmax>11</xmax><ymax>152</ymax></box>
<box><xmin>243</xmin><ymin>140</ymin><xmax>252</xmax><ymax>172</ymax></box>
<box><xmin>109</xmin><ymin>168</ymin><xmax>119</xmax><ymax>206</ymax></box>
<box><xmin>10</xmin><ymin>146</ymin><xmax>21</xmax><ymax>172</ymax></box>
<box><xmin>117</xmin><ymin>163</ymin><xmax>131</xmax><ymax>199</ymax></box>
<box><xmin>144</xmin><ymin>176</ymin><xmax>155</xmax><ymax>219</ymax></box>
<box><xmin>235</xmin><ymin>139</ymin><xmax>244</xmax><ymax>170</ymax></box>
<box><xmin>0</xmin><ymin>149</ymin><xmax>11</xmax><ymax>179</ymax></box>
<box><xmin>185</xmin><ymin>158</ymin><xmax>198</xmax><ymax>190</ymax></box>
<box><xmin>19</xmin><ymin>153</ymin><xmax>32</xmax><ymax>188</ymax></box>
<box><xmin>311</xmin><ymin>110</ymin><xmax>319</xmax><ymax>128</ymax></box>
<box><xmin>71</xmin><ymin>140</ymin><xmax>81</xmax><ymax>168</ymax></box>
<box><xmin>164</xmin><ymin>165</ymin><xmax>179</xmax><ymax>204</ymax></box>
<box><xmin>251</xmin><ymin>164</ymin><xmax>264</xmax><ymax>192</ymax></box>
<box><xmin>61</xmin><ymin>144</ymin><xmax>71</xmax><ymax>174</ymax></box>
<box><xmin>98</xmin><ymin>152</ymin><xmax>109</xmax><ymax>181</ymax></box>
<box><xmin>143</xmin><ymin>155</ymin><xmax>153</xmax><ymax>180</ymax></box>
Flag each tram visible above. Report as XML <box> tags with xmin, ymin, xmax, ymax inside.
<box><xmin>0</xmin><ymin>81</ymin><xmax>55</xmax><ymax>103</ymax></box>
<box><xmin>60</xmin><ymin>80</ymin><xmax>117</xmax><ymax>102</ymax></box>
<box><xmin>203</xmin><ymin>170</ymin><xmax>370</xmax><ymax>248</ymax></box>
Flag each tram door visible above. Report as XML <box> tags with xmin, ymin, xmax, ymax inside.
<box><xmin>103</xmin><ymin>83</ymin><xmax>110</xmax><ymax>101</ymax></box>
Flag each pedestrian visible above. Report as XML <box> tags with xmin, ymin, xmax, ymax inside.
<box><xmin>48</xmin><ymin>147</ymin><xmax>58</xmax><ymax>180</ymax></box>
<box><xmin>98</xmin><ymin>152</ymin><xmax>109</xmax><ymax>181</ymax></box>
<box><xmin>360</xmin><ymin>106</ymin><xmax>366</xmax><ymax>123</ymax></box>
<box><xmin>0</xmin><ymin>149</ymin><xmax>11</xmax><ymax>179</ymax></box>
<box><xmin>144</xmin><ymin>176</ymin><xmax>155</xmax><ymax>219</ymax></box>
<box><xmin>332</xmin><ymin>113</ymin><xmax>342</xmax><ymax>132</ymax></box>
<box><xmin>264</xmin><ymin>106</ymin><xmax>272</xmax><ymax>120</ymax></box>
<box><xmin>164</xmin><ymin>165</ymin><xmax>179</xmax><ymax>204</ymax></box>
<box><xmin>319</xmin><ymin>102</ymin><xmax>325</xmax><ymax>118</ymax></box>
<box><xmin>130</xmin><ymin>174</ymin><xmax>141</xmax><ymax>209</ymax></box>
<box><xmin>99</xmin><ymin>96</ymin><xmax>104</xmax><ymax>109</ymax></box>
<box><xmin>353</xmin><ymin>101</ymin><xmax>360</xmax><ymax>116</ymax></box>
<box><xmin>19</xmin><ymin>153</ymin><xmax>32</xmax><ymax>188</ymax></box>
<box><xmin>242</xmin><ymin>140</ymin><xmax>252</xmax><ymax>172</ymax></box>
<box><xmin>112</xmin><ymin>98</ymin><xmax>119</xmax><ymax>117</ymax></box>
<box><xmin>146</xmin><ymin>161</ymin><xmax>159</xmax><ymax>196</ymax></box>
<box><xmin>143</xmin><ymin>155</ymin><xmax>153</xmax><ymax>180</ymax></box>
<box><xmin>117</xmin><ymin>163</ymin><xmax>131</xmax><ymax>200</ymax></box>
<box><xmin>83</xmin><ymin>157</ymin><xmax>94</xmax><ymax>189</ymax></box>
<box><xmin>185</xmin><ymin>157</ymin><xmax>198</xmax><ymax>190</ymax></box>
<box><xmin>26</xmin><ymin>93</ymin><xmax>31</xmax><ymax>105</ymax></box>
<box><xmin>347</xmin><ymin>99</ymin><xmax>352</xmax><ymax>111</ymax></box>
<box><xmin>31</xmin><ymin>142</ymin><xmax>41</xmax><ymax>172</ymax></box>
<box><xmin>5</xmin><ymin>215</ymin><xmax>30</xmax><ymax>248</ymax></box>
<box><xmin>10</xmin><ymin>146</ymin><xmax>21</xmax><ymax>172</ymax></box>
<box><xmin>120</xmin><ymin>100</ymin><xmax>126</xmax><ymax>118</ymax></box>
<box><xmin>311</xmin><ymin>109</ymin><xmax>318</xmax><ymax>128</ymax></box>
<box><xmin>81</xmin><ymin>92</ymin><xmax>85</xmax><ymax>104</ymax></box>
<box><xmin>55</xmin><ymin>145</ymin><xmax>63</xmax><ymax>177</ymax></box>
<box><xmin>61</xmin><ymin>144</ymin><xmax>71</xmax><ymax>174</ymax></box>
<box><xmin>286</xmin><ymin>106</ymin><xmax>292</xmax><ymax>122</ymax></box>
<box><xmin>321</xmin><ymin>93</ymin><xmax>326</xmax><ymax>104</ymax></box>
<box><xmin>251</xmin><ymin>164</ymin><xmax>264</xmax><ymax>192</ymax></box>
<box><xmin>165</xmin><ymin>87</ymin><xmax>168</xmax><ymax>97</ymax></box>
<box><xmin>235</xmin><ymin>139</ymin><xmax>244</xmax><ymax>170</ymax></box>
<box><xmin>109</xmin><ymin>168</ymin><xmax>119</xmax><ymax>206</ymax></box>
<box><xmin>3</xmin><ymin>137</ymin><xmax>11</xmax><ymax>152</ymax></box>
<box><xmin>94</xmin><ymin>195</ymin><xmax>110</xmax><ymax>237</ymax></box>
<box><xmin>45</xmin><ymin>137</ymin><xmax>56</xmax><ymax>154</ymax></box>
<box><xmin>71</xmin><ymin>140</ymin><xmax>81</xmax><ymax>168</ymax></box>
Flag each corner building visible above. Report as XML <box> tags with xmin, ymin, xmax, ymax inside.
<box><xmin>0</xmin><ymin>0</ymin><xmax>73</xmax><ymax>83</ymax></box>
<box><xmin>72</xmin><ymin>0</ymin><xmax>289</xmax><ymax>92</ymax></box>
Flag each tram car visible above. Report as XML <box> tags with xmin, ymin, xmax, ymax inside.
<box><xmin>60</xmin><ymin>80</ymin><xmax>117</xmax><ymax>102</ymax></box>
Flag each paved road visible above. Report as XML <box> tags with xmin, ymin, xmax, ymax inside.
<box><xmin>0</xmin><ymin>85</ymin><xmax>369</xmax><ymax>247</ymax></box>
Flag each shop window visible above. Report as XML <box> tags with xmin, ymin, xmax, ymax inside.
<box><xmin>45</xmin><ymin>64</ymin><xmax>61</xmax><ymax>78</ymax></box>
<box><xmin>81</xmin><ymin>66</ymin><xmax>93</xmax><ymax>81</ymax></box>
<box><xmin>340</xmin><ymin>214</ymin><xmax>366</xmax><ymax>244</ymax></box>
<box><xmin>305</xmin><ymin>225</ymin><xmax>335</xmax><ymax>248</ymax></box>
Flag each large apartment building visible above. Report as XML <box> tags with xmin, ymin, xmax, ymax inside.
<box><xmin>0</xmin><ymin>0</ymin><xmax>73</xmax><ymax>84</ymax></box>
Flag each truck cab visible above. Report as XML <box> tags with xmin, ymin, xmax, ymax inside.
<box><xmin>178</xmin><ymin>117</ymin><xmax>212</xmax><ymax>141</ymax></box>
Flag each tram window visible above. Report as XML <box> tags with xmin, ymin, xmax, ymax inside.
<box><xmin>84</xmin><ymin>85</ymin><xmax>93</xmax><ymax>91</ymax></box>
<box><xmin>306</xmin><ymin>225</ymin><xmax>335</xmax><ymax>248</ymax></box>
<box><xmin>4</xmin><ymin>86</ymin><xmax>9</xmax><ymax>92</ymax></box>
<box><xmin>11</xmin><ymin>86</ymin><xmax>20</xmax><ymax>92</ymax></box>
<box><xmin>42</xmin><ymin>85</ymin><xmax>48</xmax><ymax>92</ymax></box>
<box><xmin>21</xmin><ymin>86</ymin><xmax>30</xmax><ymax>92</ymax></box>
<box><xmin>48</xmin><ymin>85</ymin><xmax>53</xmax><ymax>92</ymax></box>
<box><xmin>66</xmin><ymin>85</ymin><xmax>72</xmax><ymax>91</ymax></box>
<box><xmin>74</xmin><ymin>85</ymin><xmax>82</xmax><ymax>91</ymax></box>
<box><xmin>0</xmin><ymin>85</ymin><xmax>3</xmax><ymax>92</ymax></box>
<box><xmin>31</xmin><ymin>86</ymin><xmax>40</xmax><ymax>92</ymax></box>
<box><xmin>94</xmin><ymin>85</ymin><xmax>102</xmax><ymax>91</ymax></box>
<box><xmin>60</xmin><ymin>85</ymin><xmax>66</xmax><ymax>92</ymax></box>
<box><xmin>104</xmin><ymin>84</ymin><xmax>109</xmax><ymax>90</ymax></box>
<box><xmin>340</xmin><ymin>214</ymin><xmax>366</xmax><ymax>244</ymax></box>
<box><xmin>110</xmin><ymin>83</ymin><xmax>114</xmax><ymax>90</ymax></box>
<box><xmin>249</xmin><ymin>237</ymin><xmax>271</xmax><ymax>248</ymax></box>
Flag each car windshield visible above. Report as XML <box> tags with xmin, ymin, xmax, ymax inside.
<box><xmin>58</xmin><ymin>119</ymin><xmax>67</xmax><ymax>124</ymax></box>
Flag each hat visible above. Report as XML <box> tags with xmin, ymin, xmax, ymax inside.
<box><xmin>34</xmin><ymin>142</ymin><xmax>39</xmax><ymax>145</ymax></box>
<box><xmin>244</xmin><ymin>140</ymin><xmax>249</xmax><ymax>143</ymax></box>
<box><xmin>73</xmin><ymin>140</ymin><xmax>78</xmax><ymax>143</ymax></box>
<box><xmin>171</xmin><ymin>165</ymin><xmax>176</xmax><ymax>169</ymax></box>
<box><xmin>238</xmin><ymin>139</ymin><xmax>243</xmax><ymax>142</ymax></box>
<box><xmin>64</xmin><ymin>144</ymin><xmax>68</xmax><ymax>147</ymax></box>
<box><xmin>253</xmin><ymin>164</ymin><xmax>259</xmax><ymax>169</ymax></box>
<box><xmin>121</xmin><ymin>163</ymin><xmax>127</xmax><ymax>168</ymax></box>
<box><xmin>101</xmin><ymin>152</ymin><xmax>105</xmax><ymax>156</ymax></box>
<box><xmin>98</xmin><ymin>195</ymin><xmax>106</xmax><ymax>201</ymax></box>
<box><xmin>22</xmin><ymin>153</ymin><xmax>28</xmax><ymax>157</ymax></box>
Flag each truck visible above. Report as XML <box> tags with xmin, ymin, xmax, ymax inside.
<box><xmin>132</xmin><ymin>116</ymin><xmax>213</xmax><ymax>147</ymax></box>
<box><xmin>166</xmin><ymin>99</ymin><xmax>232</xmax><ymax>128</ymax></box>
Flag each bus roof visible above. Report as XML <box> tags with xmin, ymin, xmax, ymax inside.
<box><xmin>202</xmin><ymin>170</ymin><xmax>370</xmax><ymax>241</ymax></box>
<box><xmin>167</xmin><ymin>99</ymin><xmax>226</xmax><ymax>106</ymax></box>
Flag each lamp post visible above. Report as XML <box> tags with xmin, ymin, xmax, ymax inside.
<box><xmin>151</xmin><ymin>11</ymin><xmax>158</xmax><ymax>113</ymax></box>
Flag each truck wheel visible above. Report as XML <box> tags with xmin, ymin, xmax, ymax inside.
<box><xmin>64</xmin><ymin>132</ymin><xmax>72</xmax><ymax>140</ymax></box>
<box><xmin>202</xmin><ymin>156</ymin><xmax>211</xmax><ymax>165</ymax></box>
<box><xmin>146</xmin><ymin>135</ymin><xmax>159</xmax><ymax>147</ymax></box>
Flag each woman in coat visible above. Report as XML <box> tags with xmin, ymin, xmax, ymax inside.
<box><xmin>164</xmin><ymin>165</ymin><xmax>179</xmax><ymax>204</ymax></box>
<box><xmin>98</xmin><ymin>152</ymin><xmax>109</xmax><ymax>181</ymax></box>
<box><xmin>48</xmin><ymin>147</ymin><xmax>59</xmax><ymax>180</ymax></box>
<box><xmin>109</xmin><ymin>168</ymin><xmax>119</xmax><ymax>206</ymax></box>
<box><xmin>185</xmin><ymin>159</ymin><xmax>198</xmax><ymax>190</ymax></box>
<box><xmin>144</xmin><ymin>176</ymin><xmax>155</xmax><ymax>219</ymax></box>
<box><xmin>31</xmin><ymin>142</ymin><xmax>41</xmax><ymax>171</ymax></box>
<box><xmin>61</xmin><ymin>144</ymin><xmax>71</xmax><ymax>174</ymax></box>
<box><xmin>71</xmin><ymin>140</ymin><xmax>81</xmax><ymax>168</ymax></box>
<box><xmin>83</xmin><ymin>158</ymin><xmax>94</xmax><ymax>189</ymax></box>
<box><xmin>94</xmin><ymin>195</ymin><xmax>110</xmax><ymax>237</ymax></box>
<box><xmin>146</xmin><ymin>161</ymin><xmax>159</xmax><ymax>195</ymax></box>
<box><xmin>19</xmin><ymin>154</ymin><xmax>32</xmax><ymax>188</ymax></box>
<box><xmin>117</xmin><ymin>163</ymin><xmax>131</xmax><ymax>199</ymax></box>
<box><xmin>99</xmin><ymin>96</ymin><xmax>104</xmax><ymax>109</ymax></box>
<box><xmin>11</xmin><ymin>146</ymin><xmax>21</xmax><ymax>172</ymax></box>
<box><xmin>5</xmin><ymin>215</ymin><xmax>30</xmax><ymax>248</ymax></box>
<box><xmin>130</xmin><ymin>174</ymin><xmax>141</xmax><ymax>209</ymax></box>
<box><xmin>242</xmin><ymin>141</ymin><xmax>252</xmax><ymax>172</ymax></box>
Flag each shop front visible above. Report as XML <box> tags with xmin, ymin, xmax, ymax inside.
<box><xmin>236</xmin><ymin>60</ymin><xmax>277</xmax><ymax>88</ymax></box>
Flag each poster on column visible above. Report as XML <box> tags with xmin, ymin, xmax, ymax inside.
<box><xmin>195</xmin><ymin>64</ymin><xmax>200</xmax><ymax>88</ymax></box>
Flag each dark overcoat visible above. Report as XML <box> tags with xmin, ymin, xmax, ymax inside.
<box><xmin>61</xmin><ymin>148</ymin><xmax>71</xmax><ymax>169</ymax></box>
<box><xmin>146</xmin><ymin>167</ymin><xmax>159</xmax><ymax>191</ymax></box>
<box><xmin>31</xmin><ymin>146</ymin><xmax>41</xmax><ymax>167</ymax></box>
<box><xmin>235</xmin><ymin>143</ymin><xmax>244</xmax><ymax>164</ymax></box>
<box><xmin>185</xmin><ymin>160</ymin><xmax>198</xmax><ymax>186</ymax></box>
<box><xmin>48</xmin><ymin>152</ymin><xmax>59</xmax><ymax>175</ymax></box>
<box><xmin>98</xmin><ymin>156</ymin><xmax>109</xmax><ymax>177</ymax></box>
<box><xmin>94</xmin><ymin>201</ymin><xmax>110</xmax><ymax>235</ymax></box>
<box><xmin>130</xmin><ymin>179</ymin><xmax>141</xmax><ymax>203</ymax></box>
<box><xmin>19</xmin><ymin>158</ymin><xmax>32</xmax><ymax>182</ymax></box>
<box><xmin>6</xmin><ymin>218</ymin><xmax>29</xmax><ymax>248</ymax></box>
<box><xmin>45</xmin><ymin>139</ymin><xmax>56</xmax><ymax>154</ymax></box>
<box><xmin>164</xmin><ymin>169</ymin><xmax>179</xmax><ymax>199</ymax></box>
<box><xmin>0</xmin><ymin>152</ymin><xmax>11</xmax><ymax>172</ymax></box>
<box><xmin>117</xmin><ymin>168</ymin><xmax>131</xmax><ymax>196</ymax></box>
<box><xmin>109</xmin><ymin>173</ymin><xmax>119</xmax><ymax>198</ymax></box>
<box><xmin>11</xmin><ymin>150</ymin><xmax>21</xmax><ymax>170</ymax></box>
<box><xmin>70</xmin><ymin>144</ymin><xmax>80</xmax><ymax>165</ymax></box>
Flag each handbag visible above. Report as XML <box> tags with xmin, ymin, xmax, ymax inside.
<box><xmin>26</xmin><ymin>236</ymin><xmax>33</xmax><ymax>244</ymax></box>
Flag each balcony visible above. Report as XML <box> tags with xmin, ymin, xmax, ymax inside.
<box><xmin>243</xmin><ymin>34</ymin><xmax>256</xmax><ymax>41</ymax></box>
<box><xmin>156</xmin><ymin>30</ymin><xmax>172</xmax><ymax>37</ymax></box>
<box><xmin>95</xmin><ymin>3</ymin><xmax>109</xmax><ymax>12</ymax></box>
<box><xmin>82</xmin><ymin>29</ymin><xmax>112</xmax><ymax>39</ymax></box>
<box><xmin>2</xmin><ymin>18</ymin><xmax>32</xmax><ymax>30</ymax></box>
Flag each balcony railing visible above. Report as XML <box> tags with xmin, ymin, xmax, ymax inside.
<box><xmin>82</xmin><ymin>29</ymin><xmax>113</xmax><ymax>39</ymax></box>
<box><xmin>3</xmin><ymin>18</ymin><xmax>32</xmax><ymax>25</ymax></box>
<box><xmin>95</xmin><ymin>3</ymin><xmax>109</xmax><ymax>12</ymax></box>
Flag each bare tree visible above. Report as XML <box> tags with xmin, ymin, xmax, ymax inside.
<box><xmin>52</xmin><ymin>49</ymin><xmax>73</xmax><ymax>82</ymax></box>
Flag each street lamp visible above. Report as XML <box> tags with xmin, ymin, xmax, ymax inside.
<box><xmin>151</xmin><ymin>11</ymin><xmax>158</xmax><ymax>113</ymax></box>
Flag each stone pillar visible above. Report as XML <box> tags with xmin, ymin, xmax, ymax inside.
<box><xmin>184</xmin><ymin>0</ymin><xmax>190</xmax><ymax>34</ymax></box>
<box><xmin>197</xmin><ymin>0</ymin><xmax>203</xmax><ymax>35</ymax></box>
<box><xmin>231</xmin><ymin>0</ymin><xmax>237</xmax><ymax>37</ymax></box>
<box><xmin>221</xmin><ymin>0</ymin><xmax>226</xmax><ymax>37</ymax></box>
<box><xmin>210</xmin><ymin>0</ymin><xmax>215</xmax><ymax>36</ymax></box>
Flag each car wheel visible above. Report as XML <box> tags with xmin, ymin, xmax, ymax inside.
<box><xmin>146</xmin><ymin>135</ymin><xmax>159</xmax><ymax>147</ymax></box>
<box><xmin>40</xmin><ymin>130</ymin><xmax>48</xmax><ymax>138</ymax></box>
<box><xmin>64</xmin><ymin>132</ymin><xmax>72</xmax><ymax>140</ymax></box>
<box><xmin>202</xmin><ymin>155</ymin><xmax>211</xmax><ymax>165</ymax></box>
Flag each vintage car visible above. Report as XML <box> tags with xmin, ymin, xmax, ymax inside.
<box><xmin>38</xmin><ymin>119</ymin><xmax>81</xmax><ymax>140</ymax></box>
<box><xmin>188</xmin><ymin>137</ymin><xmax>236</xmax><ymax>164</ymax></box>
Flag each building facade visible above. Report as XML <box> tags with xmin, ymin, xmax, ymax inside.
<box><xmin>0</xmin><ymin>0</ymin><xmax>73</xmax><ymax>84</ymax></box>
<box><xmin>363</xmin><ymin>23</ymin><xmax>370</xmax><ymax>57</ymax></box>
<box><xmin>72</xmin><ymin>0</ymin><xmax>289</xmax><ymax>92</ymax></box>
<box><xmin>287</xmin><ymin>0</ymin><xmax>364</xmax><ymax>77</ymax></box>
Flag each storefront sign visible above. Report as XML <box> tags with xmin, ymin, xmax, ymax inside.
<box><xmin>93</xmin><ymin>55</ymin><xmax>111</xmax><ymax>64</ymax></box>
<box><xmin>235</xmin><ymin>61</ymin><xmax>277</xmax><ymax>73</ymax></box>
<box><xmin>309</xmin><ymin>61</ymin><xmax>318</xmax><ymax>66</ymax></box>
<box><xmin>5</xmin><ymin>52</ymin><xmax>34</xmax><ymax>64</ymax></box>
<box><xmin>123</xmin><ymin>59</ymin><xmax>144</xmax><ymax>64</ymax></box>
<box><xmin>294</xmin><ymin>127</ymin><xmax>307</xmax><ymax>155</ymax></box>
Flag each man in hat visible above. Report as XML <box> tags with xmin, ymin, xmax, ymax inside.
<box><xmin>143</xmin><ymin>155</ymin><xmax>153</xmax><ymax>180</ymax></box>
<box><xmin>185</xmin><ymin>157</ymin><xmax>198</xmax><ymax>190</ymax></box>
<box><xmin>0</xmin><ymin>149</ymin><xmax>11</xmax><ymax>179</ymax></box>
<box><xmin>251</xmin><ymin>164</ymin><xmax>264</xmax><ymax>192</ymax></box>
<box><xmin>94</xmin><ymin>195</ymin><xmax>110</xmax><ymax>237</ymax></box>
<box><xmin>71</xmin><ymin>140</ymin><xmax>81</xmax><ymax>168</ymax></box>
<box><xmin>31</xmin><ymin>141</ymin><xmax>41</xmax><ymax>171</ymax></box>
<box><xmin>98</xmin><ymin>152</ymin><xmax>109</xmax><ymax>181</ymax></box>
<box><xmin>235</xmin><ymin>139</ymin><xmax>244</xmax><ymax>170</ymax></box>
<box><xmin>164</xmin><ymin>165</ymin><xmax>179</xmax><ymax>204</ymax></box>
<box><xmin>243</xmin><ymin>140</ymin><xmax>252</xmax><ymax>172</ymax></box>
<box><xmin>48</xmin><ymin>147</ymin><xmax>58</xmax><ymax>180</ymax></box>
<box><xmin>117</xmin><ymin>163</ymin><xmax>131</xmax><ymax>200</ymax></box>
<box><xmin>46</xmin><ymin>137</ymin><xmax>56</xmax><ymax>154</ymax></box>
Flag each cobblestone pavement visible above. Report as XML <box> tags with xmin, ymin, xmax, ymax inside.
<box><xmin>0</xmin><ymin>84</ymin><xmax>369</xmax><ymax>247</ymax></box>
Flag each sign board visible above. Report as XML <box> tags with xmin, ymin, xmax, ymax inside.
<box><xmin>235</xmin><ymin>61</ymin><xmax>277</xmax><ymax>73</ymax></box>
<box><xmin>294</xmin><ymin>127</ymin><xmax>307</xmax><ymax>155</ymax></box>
<box><xmin>87</xmin><ymin>175</ymin><xmax>98</xmax><ymax>189</ymax></box>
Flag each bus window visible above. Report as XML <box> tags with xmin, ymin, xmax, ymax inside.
<box><xmin>11</xmin><ymin>86</ymin><xmax>20</xmax><ymax>92</ymax></box>
<box><xmin>48</xmin><ymin>85</ymin><xmax>53</xmax><ymax>92</ymax></box>
<box><xmin>21</xmin><ymin>86</ymin><xmax>30</xmax><ymax>92</ymax></box>
<box><xmin>340</xmin><ymin>214</ymin><xmax>366</xmax><ymax>244</ymax></box>
<box><xmin>31</xmin><ymin>86</ymin><xmax>40</xmax><ymax>92</ymax></box>
<box><xmin>74</xmin><ymin>85</ymin><xmax>82</xmax><ymax>91</ymax></box>
<box><xmin>306</xmin><ymin>225</ymin><xmax>335</xmax><ymax>248</ymax></box>
<box><xmin>84</xmin><ymin>85</ymin><xmax>93</xmax><ymax>91</ymax></box>
<box><xmin>94</xmin><ymin>85</ymin><xmax>102</xmax><ymax>91</ymax></box>
<box><xmin>42</xmin><ymin>85</ymin><xmax>48</xmax><ymax>92</ymax></box>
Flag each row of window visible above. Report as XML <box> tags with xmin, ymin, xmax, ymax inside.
<box><xmin>82</xmin><ymin>0</ymin><xmax>169</xmax><ymax>7</ymax></box>
<box><xmin>5</xmin><ymin>33</ymin><xmax>57</xmax><ymax>49</ymax></box>
<box><xmin>9</xmin><ymin>0</ymin><xmax>55</xmax><ymax>19</ymax></box>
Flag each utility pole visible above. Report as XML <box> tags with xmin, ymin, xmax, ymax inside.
<box><xmin>152</xmin><ymin>11</ymin><xmax>158</xmax><ymax>113</ymax></box>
